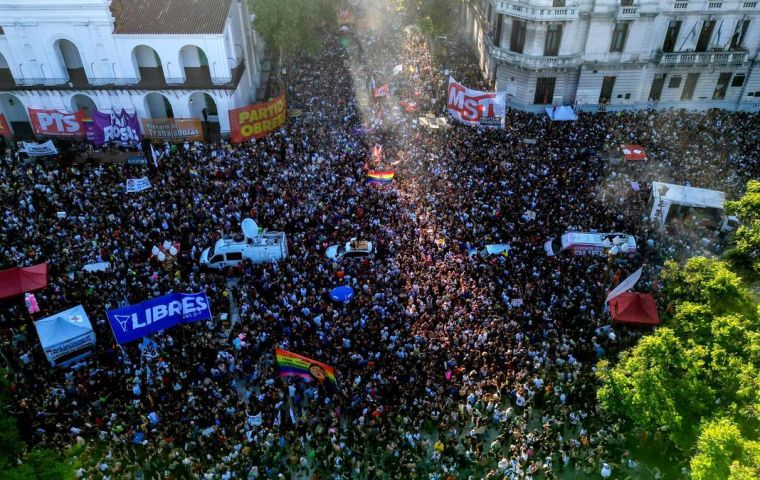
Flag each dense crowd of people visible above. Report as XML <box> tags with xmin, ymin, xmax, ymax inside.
<box><xmin>1</xmin><ymin>4</ymin><xmax>760</xmax><ymax>480</ymax></box>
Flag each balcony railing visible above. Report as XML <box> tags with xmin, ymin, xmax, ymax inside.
<box><xmin>658</xmin><ymin>50</ymin><xmax>748</xmax><ymax>65</ymax></box>
<box><xmin>493</xmin><ymin>0</ymin><xmax>579</xmax><ymax>21</ymax></box>
<box><xmin>488</xmin><ymin>43</ymin><xmax>582</xmax><ymax>69</ymax></box>
<box><xmin>617</xmin><ymin>5</ymin><xmax>640</xmax><ymax>18</ymax></box>
<box><xmin>1</xmin><ymin>60</ymin><xmax>246</xmax><ymax>91</ymax></box>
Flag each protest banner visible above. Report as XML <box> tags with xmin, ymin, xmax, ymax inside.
<box><xmin>86</xmin><ymin>109</ymin><xmax>142</xmax><ymax>146</ymax></box>
<box><xmin>372</xmin><ymin>84</ymin><xmax>390</xmax><ymax>98</ymax></box>
<box><xmin>21</xmin><ymin>140</ymin><xmax>58</xmax><ymax>157</ymax></box>
<box><xmin>229</xmin><ymin>94</ymin><xmax>287</xmax><ymax>143</ymax></box>
<box><xmin>275</xmin><ymin>348</ymin><xmax>337</xmax><ymax>386</ymax></box>
<box><xmin>0</xmin><ymin>113</ymin><xmax>11</xmax><ymax>137</ymax></box>
<box><xmin>446</xmin><ymin>76</ymin><xmax>506</xmax><ymax>128</ymax></box>
<box><xmin>141</xmin><ymin>118</ymin><xmax>203</xmax><ymax>141</ymax></box>
<box><xmin>126</xmin><ymin>177</ymin><xmax>151</xmax><ymax>193</ymax></box>
<box><xmin>106</xmin><ymin>291</ymin><xmax>212</xmax><ymax>344</ymax></box>
<box><xmin>606</xmin><ymin>267</ymin><xmax>643</xmax><ymax>302</ymax></box>
<box><xmin>28</xmin><ymin>108</ymin><xmax>86</xmax><ymax>136</ymax></box>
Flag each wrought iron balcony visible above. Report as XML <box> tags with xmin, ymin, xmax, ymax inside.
<box><xmin>657</xmin><ymin>50</ymin><xmax>748</xmax><ymax>65</ymax></box>
<box><xmin>1</xmin><ymin>60</ymin><xmax>246</xmax><ymax>91</ymax></box>
<box><xmin>493</xmin><ymin>0</ymin><xmax>579</xmax><ymax>21</ymax></box>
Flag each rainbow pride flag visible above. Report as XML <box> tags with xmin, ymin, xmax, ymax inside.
<box><xmin>275</xmin><ymin>348</ymin><xmax>337</xmax><ymax>386</ymax></box>
<box><xmin>367</xmin><ymin>170</ymin><xmax>395</xmax><ymax>185</ymax></box>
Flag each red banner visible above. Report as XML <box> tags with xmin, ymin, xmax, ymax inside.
<box><xmin>0</xmin><ymin>114</ymin><xmax>10</xmax><ymax>137</ymax></box>
<box><xmin>373</xmin><ymin>84</ymin><xmax>390</xmax><ymax>98</ymax></box>
<box><xmin>229</xmin><ymin>94</ymin><xmax>287</xmax><ymax>143</ymax></box>
<box><xmin>28</xmin><ymin>108</ymin><xmax>86</xmax><ymax>136</ymax></box>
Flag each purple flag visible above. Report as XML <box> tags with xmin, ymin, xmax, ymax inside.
<box><xmin>87</xmin><ymin>109</ymin><xmax>142</xmax><ymax>147</ymax></box>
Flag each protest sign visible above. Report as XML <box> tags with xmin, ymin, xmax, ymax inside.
<box><xmin>106</xmin><ymin>291</ymin><xmax>212</xmax><ymax>344</ymax></box>
<box><xmin>126</xmin><ymin>177</ymin><xmax>151</xmax><ymax>193</ymax></box>
<box><xmin>446</xmin><ymin>76</ymin><xmax>506</xmax><ymax>128</ymax></box>
<box><xmin>229</xmin><ymin>94</ymin><xmax>287</xmax><ymax>143</ymax></box>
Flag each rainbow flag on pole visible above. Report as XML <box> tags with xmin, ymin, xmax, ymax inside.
<box><xmin>366</xmin><ymin>170</ymin><xmax>395</xmax><ymax>185</ymax></box>
<box><xmin>275</xmin><ymin>348</ymin><xmax>337</xmax><ymax>386</ymax></box>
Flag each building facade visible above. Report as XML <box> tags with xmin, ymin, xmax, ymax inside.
<box><xmin>0</xmin><ymin>0</ymin><xmax>263</xmax><ymax>138</ymax></box>
<box><xmin>459</xmin><ymin>0</ymin><xmax>760</xmax><ymax>112</ymax></box>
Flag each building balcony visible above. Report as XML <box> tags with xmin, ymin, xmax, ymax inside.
<box><xmin>657</xmin><ymin>50</ymin><xmax>748</xmax><ymax>66</ymax></box>
<box><xmin>1</xmin><ymin>60</ymin><xmax>246</xmax><ymax>91</ymax></box>
<box><xmin>666</xmin><ymin>1</ymin><xmax>756</xmax><ymax>12</ymax></box>
<box><xmin>616</xmin><ymin>5</ymin><xmax>640</xmax><ymax>19</ymax></box>
<box><xmin>489</xmin><ymin>44</ymin><xmax>583</xmax><ymax>69</ymax></box>
<box><xmin>493</xmin><ymin>0</ymin><xmax>579</xmax><ymax>21</ymax></box>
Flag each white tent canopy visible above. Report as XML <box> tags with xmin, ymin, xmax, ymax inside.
<box><xmin>649</xmin><ymin>181</ymin><xmax>726</xmax><ymax>227</ymax></box>
<box><xmin>34</xmin><ymin>305</ymin><xmax>96</xmax><ymax>366</ymax></box>
<box><xmin>545</xmin><ymin>106</ymin><xmax>578</xmax><ymax>121</ymax></box>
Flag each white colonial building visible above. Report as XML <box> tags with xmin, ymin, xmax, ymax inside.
<box><xmin>459</xmin><ymin>0</ymin><xmax>760</xmax><ymax>111</ymax></box>
<box><xmin>0</xmin><ymin>0</ymin><xmax>263</xmax><ymax>137</ymax></box>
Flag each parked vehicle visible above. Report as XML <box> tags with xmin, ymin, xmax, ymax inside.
<box><xmin>544</xmin><ymin>232</ymin><xmax>636</xmax><ymax>257</ymax></box>
<box><xmin>200</xmin><ymin>218</ymin><xmax>288</xmax><ymax>270</ymax></box>
<box><xmin>325</xmin><ymin>238</ymin><xmax>373</xmax><ymax>259</ymax></box>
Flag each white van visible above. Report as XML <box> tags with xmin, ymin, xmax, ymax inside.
<box><xmin>544</xmin><ymin>232</ymin><xmax>636</xmax><ymax>257</ymax></box>
<box><xmin>200</xmin><ymin>219</ymin><xmax>288</xmax><ymax>270</ymax></box>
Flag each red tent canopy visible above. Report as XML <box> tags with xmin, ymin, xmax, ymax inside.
<box><xmin>609</xmin><ymin>292</ymin><xmax>660</xmax><ymax>326</ymax></box>
<box><xmin>0</xmin><ymin>263</ymin><xmax>48</xmax><ymax>300</ymax></box>
<box><xmin>621</xmin><ymin>144</ymin><xmax>647</xmax><ymax>161</ymax></box>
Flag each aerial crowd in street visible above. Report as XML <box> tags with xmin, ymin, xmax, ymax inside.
<box><xmin>2</xmin><ymin>4</ymin><xmax>760</xmax><ymax>480</ymax></box>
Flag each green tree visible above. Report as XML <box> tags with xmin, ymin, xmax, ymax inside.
<box><xmin>0</xmin><ymin>370</ymin><xmax>73</xmax><ymax>480</ymax></box>
<box><xmin>690</xmin><ymin>418</ymin><xmax>760</xmax><ymax>480</ymax></box>
<box><xmin>725</xmin><ymin>180</ymin><xmax>760</xmax><ymax>273</ymax></box>
<box><xmin>249</xmin><ymin>0</ymin><xmax>338</xmax><ymax>57</ymax></box>
<box><xmin>597</xmin><ymin>328</ymin><xmax>713</xmax><ymax>447</ymax></box>
<box><xmin>597</xmin><ymin>257</ymin><xmax>760</xmax><ymax>472</ymax></box>
<box><xmin>412</xmin><ymin>0</ymin><xmax>455</xmax><ymax>37</ymax></box>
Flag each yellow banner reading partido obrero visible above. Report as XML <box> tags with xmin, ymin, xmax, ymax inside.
<box><xmin>229</xmin><ymin>94</ymin><xmax>287</xmax><ymax>143</ymax></box>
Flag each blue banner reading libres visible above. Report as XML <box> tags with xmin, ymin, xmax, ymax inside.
<box><xmin>106</xmin><ymin>292</ymin><xmax>212</xmax><ymax>344</ymax></box>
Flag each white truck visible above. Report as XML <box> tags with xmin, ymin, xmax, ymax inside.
<box><xmin>200</xmin><ymin>218</ymin><xmax>288</xmax><ymax>270</ymax></box>
<box><xmin>544</xmin><ymin>232</ymin><xmax>636</xmax><ymax>257</ymax></box>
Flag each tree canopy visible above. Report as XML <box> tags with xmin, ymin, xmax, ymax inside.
<box><xmin>725</xmin><ymin>180</ymin><xmax>760</xmax><ymax>272</ymax></box>
<box><xmin>597</xmin><ymin>256</ymin><xmax>760</xmax><ymax>474</ymax></box>
<box><xmin>249</xmin><ymin>0</ymin><xmax>338</xmax><ymax>56</ymax></box>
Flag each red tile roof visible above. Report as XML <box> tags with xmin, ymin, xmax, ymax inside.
<box><xmin>111</xmin><ymin>0</ymin><xmax>232</xmax><ymax>35</ymax></box>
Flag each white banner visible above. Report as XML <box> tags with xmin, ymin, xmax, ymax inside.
<box><xmin>446</xmin><ymin>76</ymin><xmax>506</xmax><ymax>128</ymax></box>
<box><xmin>606</xmin><ymin>267</ymin><xmax>643</xmax><ymax>303</ymax></box>
<box><xmin>126</xmin><ymin>177</ymin><xmax>151</xmax><ymax>193</ymax></box>
<box><xmin>21</xmin><ymin>140</ymin><xmax>58</xmax><ymax>157</ymax></box>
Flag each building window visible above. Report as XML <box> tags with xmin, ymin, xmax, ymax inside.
<box><xmin>696</xmin><ymin>20</ymin><xmax>716</xmax><ymax>52</ymax></box>
<box><xmin>621</xmin><ymin>0</ymin><xmax>635</xmax><ymax>6</ymax></box>
<box><xmin>534</xmin><ymin>77</ymin><xmax>556</xmax><ymax>104</ymax></box>
<box><xmin>730</xmin><ymin>20</ymin><xmax>750</xmax><ymax>49</ymax></box>
<box><xmin>731</xmin><ymin>73</ymin><xmax>746</xmax><ymax>87</ymax></box>
<box><xmin>682</xmin><ymin>73</ymin><xmax>700</xmax><ymax>100</ymax></box>
<box><xmin>600</xmin><ymin>76</ymin><xmax>617</xmax><ymax>103</ymax></box>
<box><xmin>649</xmin><ymin>74</ymin><xmax>666</xmax><ymax>101</ymax></box>
<box><xmin>663</xmin><ymin>21</ymin><xmax>682</xmax><ymax>53</ymax></box>
<box><xmin>610</xmin><ymin>23</ymin><xmax>629</xmax><ymax>52</ymax></box>
<box><xmin>510</xmin><ymin>19</ymin><xmax>526</xmax><ymax>54</ymax></box>
<box><xmin>544</xmin><ymin>24</ymin><xmax>563</xmax><ymax>56</ymax></box>
<box><xmin>713</xmin><ymin>72</ymin><xmax>731</xmax><ymax>99</ymax></box>
<box><xmin>668</xmin><ymin>76</ymin><xmax>682</xmax><ymax>88</ymax></box>
<box><xmin>494</xmin><ymin>14</ymin><xmax>504</xmax><ymax>47</ymax></box>
<box><xmin>553</xmin><ymin>0</ymin><xmax>566</xmax><ymax>6</ymax></box>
